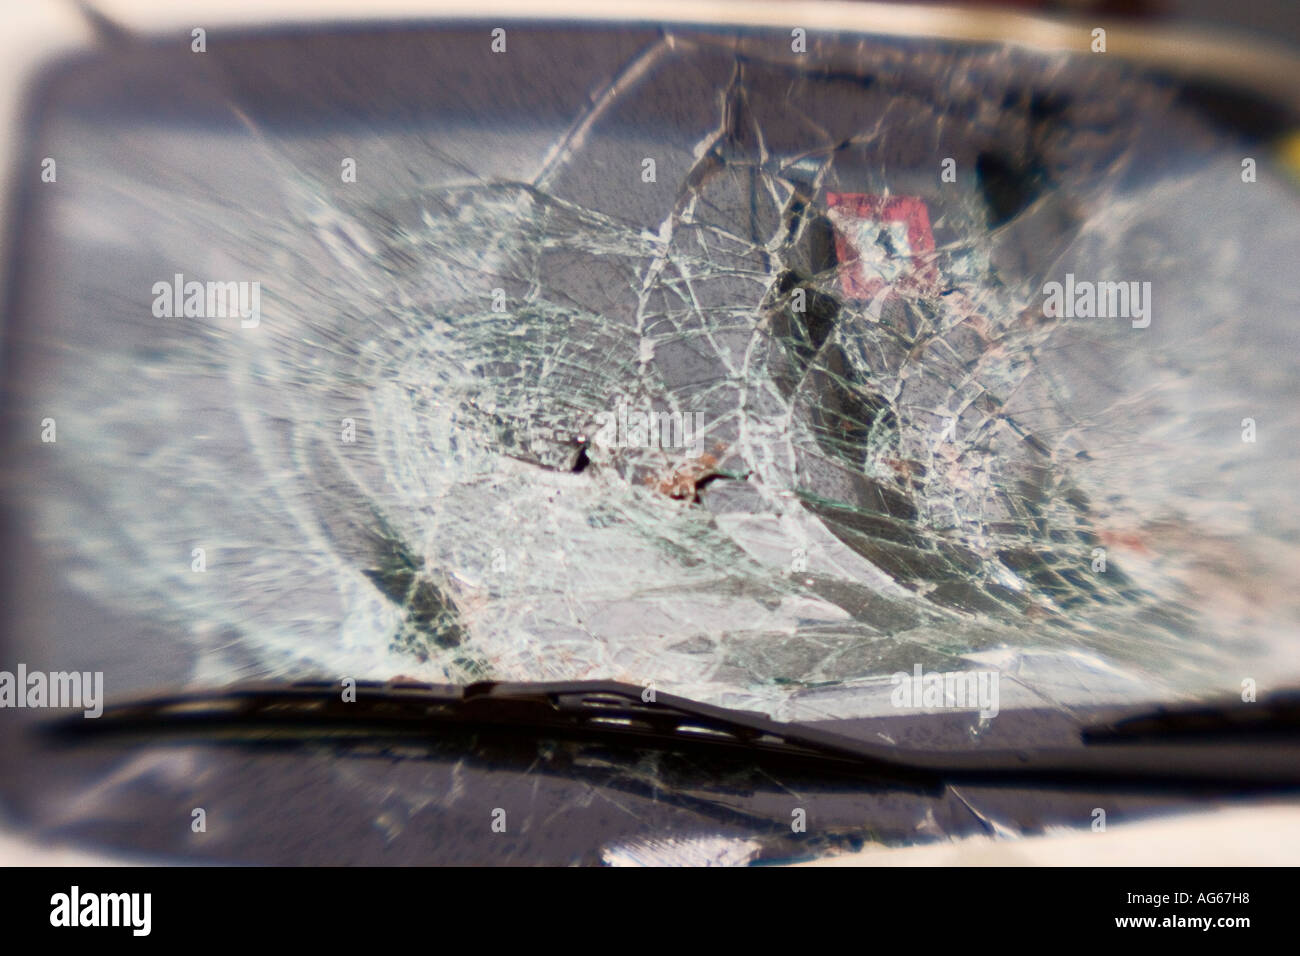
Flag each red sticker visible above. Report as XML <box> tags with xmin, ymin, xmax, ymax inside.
<box><xmin>826</xmin><ymin>193</ymin><xmax>938</xmax><ymax>301</ymax></box>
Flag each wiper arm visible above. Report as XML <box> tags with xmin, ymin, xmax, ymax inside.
<box><xmin>45</xmin><ymin>679</ymin><xmax>1300</xmax><ymax>792</ymax></box>
<box><xmin>1082</xmin><ymin>690</ymin><xmax>1300</xmax><ymax>742</ymax></box>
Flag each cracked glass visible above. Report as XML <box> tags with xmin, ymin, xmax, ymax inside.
<box><xmin>9</xmin><ymin>25</ymin><xmax>1300</xmax><ymax>717</ymax></box>
<box><xmin>3</xmin><ymin>20</ymin><xmax>1300</xmax><ymax>862</ymax></box>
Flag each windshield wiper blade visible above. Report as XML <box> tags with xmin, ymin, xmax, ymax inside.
<box><xmin>44</xmin><ymin>679</ymin><xmax>946</xmax><ymax>790</ymax></box>
<box><xmin>45</xmin><ymin>679</ymin><xmax>1300</xmax><ymax>792</ymax></box>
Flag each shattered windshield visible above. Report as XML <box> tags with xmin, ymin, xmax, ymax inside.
<box><xmin>5</xmin><ymin>22</ymin><xmax>1300</xmax><ymax>732</ymax></box>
